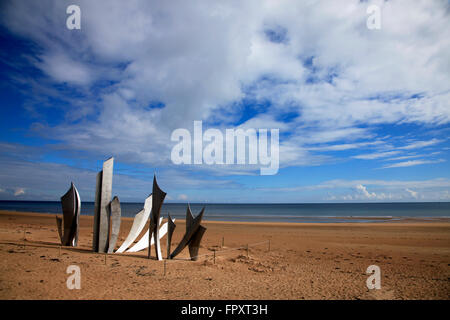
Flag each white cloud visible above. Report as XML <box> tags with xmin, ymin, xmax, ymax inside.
<box><xmin>355</xmin><ymin>184</ymin><xmax>376</xmax><ymax>199</ymax></box>
<box><xmin>382</xmin><ymin>159</ymin><xmax>445</xmax><ymax>169</ymax></box>
<box><xmin>261</xmin><ymin>178</ymin><xmax>450</xmax><ymax>193</ymax></box>
<box><xmin>406</xmin><ymin>188</ymin><xmax>419</xmax><ymax>199</ymax></box>
<box><xmin>384</xmin><ymin>154</ymin><xmax>421</xmax><ymax>161</ymax></box>
<box><xmin>177</xmin><ymin>194</ymin><xmax>188</xmax><ymax>201</ymax></box>
<box><xmin>307</xmin><ymin>140</ymin><xmax>384</xmax><ymax>152</ymax></box>
<box><xmin>384</xmin><ymin>151</ymin><xmax>442</xmax><ymax>162</ymax></box>
<box><xmin>37</xmin><ymin>52</ymin><xmax>93</xmax><ymax>85</ymax></box>
<box><xmin>321</xmin><ymin>180</ymin><xmax>447</xmax><ymax>202</ymax></box>
<box><xmin>353</xmin><ymin>151</ymin><xmax>400</xmax><ymax>160</ymax></box>
<box><xmin>14</xmin><ymin>188</ymin><xmax>25</xmax><ymax>196</ymax></box>
<box><xmin>398</xmin><ymin>139</ymin><xmax>444</xmax><ymax>150</ymax></box>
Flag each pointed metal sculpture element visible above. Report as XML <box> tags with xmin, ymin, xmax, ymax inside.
<box><xmin>169</xmin><ymin>205</ymin><xmax>207</xmax><ymax>260</ymax></box>
<box><xmin>115</xmin><ymin>194</ymin><xmax>152</xmax><ymax>253</ymax></box>
<box><xmin>107</xmin><ymin>196</ymin><xmax>121</xmax><ymax>253</ymax></box>
<box><xmin>93</xmin><ymin>157</ymin><xmax>114</xmax><ymax>253</ymax></box>
<box><xmin>57</xmin><ymin>182</ymin><xmax>81</xmax><ymax>246</ymax></box>
<box><xmin>167</xmin><ymin>213</ymin><xmax>176</xmax><ymax>259</ymax></box>
<box><xmin>148</xmin><ymin>175</ymin><xmax>166</xmax><ymax>260</ymax></box>
<box><xmin>186</xmin><ymin>205</ymin><xmax>194</xmax><ymax>230</ymax></box>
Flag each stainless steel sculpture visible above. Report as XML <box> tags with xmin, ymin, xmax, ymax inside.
<box><xmin>107</xmin><ymin>196</ymin><xmax>121</xmax><ymax>253</ymax></box>
<box><xmin>127</xmin><ymin>217</ymin><xmax>174</xmax><ymax>253</ymax></box>
<box><xmin>93</xmin><ymin>157</ymin><xmax>114</xmax><ymax>253</ymax></box>
<box><xmin>169</xmin><ymin>205</ymin><xmax>206</xmax><ymax>261</ymax></box>
<box><xmin>92</xmin><ymin>171</ymin><xmax>101</xmax><ymax>250</ymax></box>
<box><xmin>57</xmin><ymin>182</ymin><xmax>81</xmax><ymax>246</ymax></box>
<box><xmin>167</xmin><ymin>213</ymin><xmax>176</xmax><ymax>259</ymax></box>
<box><xmin>115</xmin><ymin>194</ymin><xmax>152</xmax><ymax>253</ymax></box>
<box><xmin>148</xmin><ymin>176</ymin><xmax>166</xmax><ymax>260</ymax></box>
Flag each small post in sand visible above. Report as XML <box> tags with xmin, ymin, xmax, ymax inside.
<box><xmin>23</xmin><ymin>228</ymin><xmax>26</xmax><ymax>249</ymax></box>
<box><xmin>213</xmin><ymin>250</ymin><xmax>216</xmax><ymax>264</ymax></box>
<box><xmin>222</xmin><ymin>236</ymin><xmax>224</xmax><ymax>248</ymax></box>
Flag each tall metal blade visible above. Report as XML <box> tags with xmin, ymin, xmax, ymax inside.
<box><xmin>107</xmin><ymin>196</ymin><xmax>121</xmax><ymax>253</ymax></box>
<box><xmin>98</xmin><ymin>157</ymin><xmax>114</xmax><ymax>253</ymax></box>
<box><xmin>148</xmin><ymin>175</ymin><xmax>166</xmax><ymax>260</ymax></box>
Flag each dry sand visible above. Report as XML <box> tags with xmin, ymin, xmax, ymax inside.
<box><xmin>0</xmin><ymin>210</ymin><xmax>449</xmax><ymax>300</ymax></box>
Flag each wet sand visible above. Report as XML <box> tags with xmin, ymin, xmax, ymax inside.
<box><xmin>0</xmin><ymin>210</ymin><xmax>449</xmax><ymax>300</ymax></box>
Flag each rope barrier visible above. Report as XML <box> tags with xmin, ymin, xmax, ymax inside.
<box><xmin>164</xmin><ymin>239</ymin><xmax>270</xmax><ymax>266</ymax></box>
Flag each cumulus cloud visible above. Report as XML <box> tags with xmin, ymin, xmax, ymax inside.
<box><xmin>355</xmin><ymin>184</ymin><xmax>376</xmax><ymax>199</ymax></box>
<box><xmin>37</xmin><ymin>52</ymin><xmax>93</xmax><ymax>85</ymax></box>
<box><xmin>1</xmin><ymin>0</ymin><xmax>449</xmax><ymax>172</ymax></box>
<box><xmin>323</xmin><ymin>183</ymin><xmax>445</xmax><ymax>202</ymax></box>
<box><xmin>260</xmin><ymin>178</ymin><xmax>450</xmax><ymax>202</ymax></box>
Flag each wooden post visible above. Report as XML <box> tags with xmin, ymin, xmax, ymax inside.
<box><xmin>222</xmin><ymin>237</ymin><xmax>224</xmax><ymax>248</ymax></box>
<box><xmin>23</xmin><ymin>228</ymin><xmax>26</xmax><ymax>249</ymax></box>
<box><xmin>213</xmin><ymin>250</ymin><xmax>216</xmax><ymax>264</ymax></box>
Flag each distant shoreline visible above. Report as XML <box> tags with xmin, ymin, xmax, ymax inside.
<box><xmin>1</xmin><ymin>210</ymin><xmax>449</xmax><ymax>224</ymax></box>
<box><xmin>1</xmin><ymin>200</ymin><xmax>450</xmax><ymax>223</ymax></box>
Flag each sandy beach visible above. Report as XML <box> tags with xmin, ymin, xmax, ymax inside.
<box><xmin>0</xmin><ymin>210</ymin><xmax>449</xmax><ymax>300</ymax></box>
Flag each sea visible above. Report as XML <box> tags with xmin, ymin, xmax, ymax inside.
<box><xmin>0</xmin><ymin>201</ymin><xmax>449</xmax><ymax>223</ymax></box>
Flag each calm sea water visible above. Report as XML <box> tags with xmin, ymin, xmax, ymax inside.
<box><xmin>0</xmin><ymin>201</ymin><xmax>449</xmax><ymax>223</ymax></box>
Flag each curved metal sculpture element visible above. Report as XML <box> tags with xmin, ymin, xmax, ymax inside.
<box><xmin>188</xmin><ymin>225</ymin><xmax>206</xmax><ymax>261</ymax></box>
<box><xmin>57</xmin><ymin>182</ymin><xmax>81</xmax><ymax>246</ymax></box>
<box><xmin>167</xmin><ymin>213</ymin><xmax>176</xmax><ymax>259</ymax></box>
<box><xmin>127</xmin><ymin>217</ymin><xmax>172</xmax><ymax>253</ymax></box>
<box><xmin>93</xmin><ymin>157</ymin><xmax>114</xmax><ymax>253</ymax></box>
<box><xmin>107</xmin><ymin>196</ymin><xmax>121</xmax><ymax>253</ymax></box>
<box><xmin>148</xmin><ymin>175</ymin><xmax>166</xmax><ymax>260</ymax></box>
<box><xmin>115</xmin><ymin>194</ymin><xmax>152</xmax><ymax>253</ymax></box>
<box><xmin>73</xmin><ymin>185</ymin><xmax>81</xmax><ymax>246</ymax></box>
<box><xmin>169</xmin><ymin>205</ymin><xmax>206</xmax><ymax>260</ymax></box>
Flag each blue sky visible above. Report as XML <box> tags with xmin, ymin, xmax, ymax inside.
<box><xmin>0</xmin><ymin>0</ymin><xmax>449</xmax><ymax>203</ymax></box>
